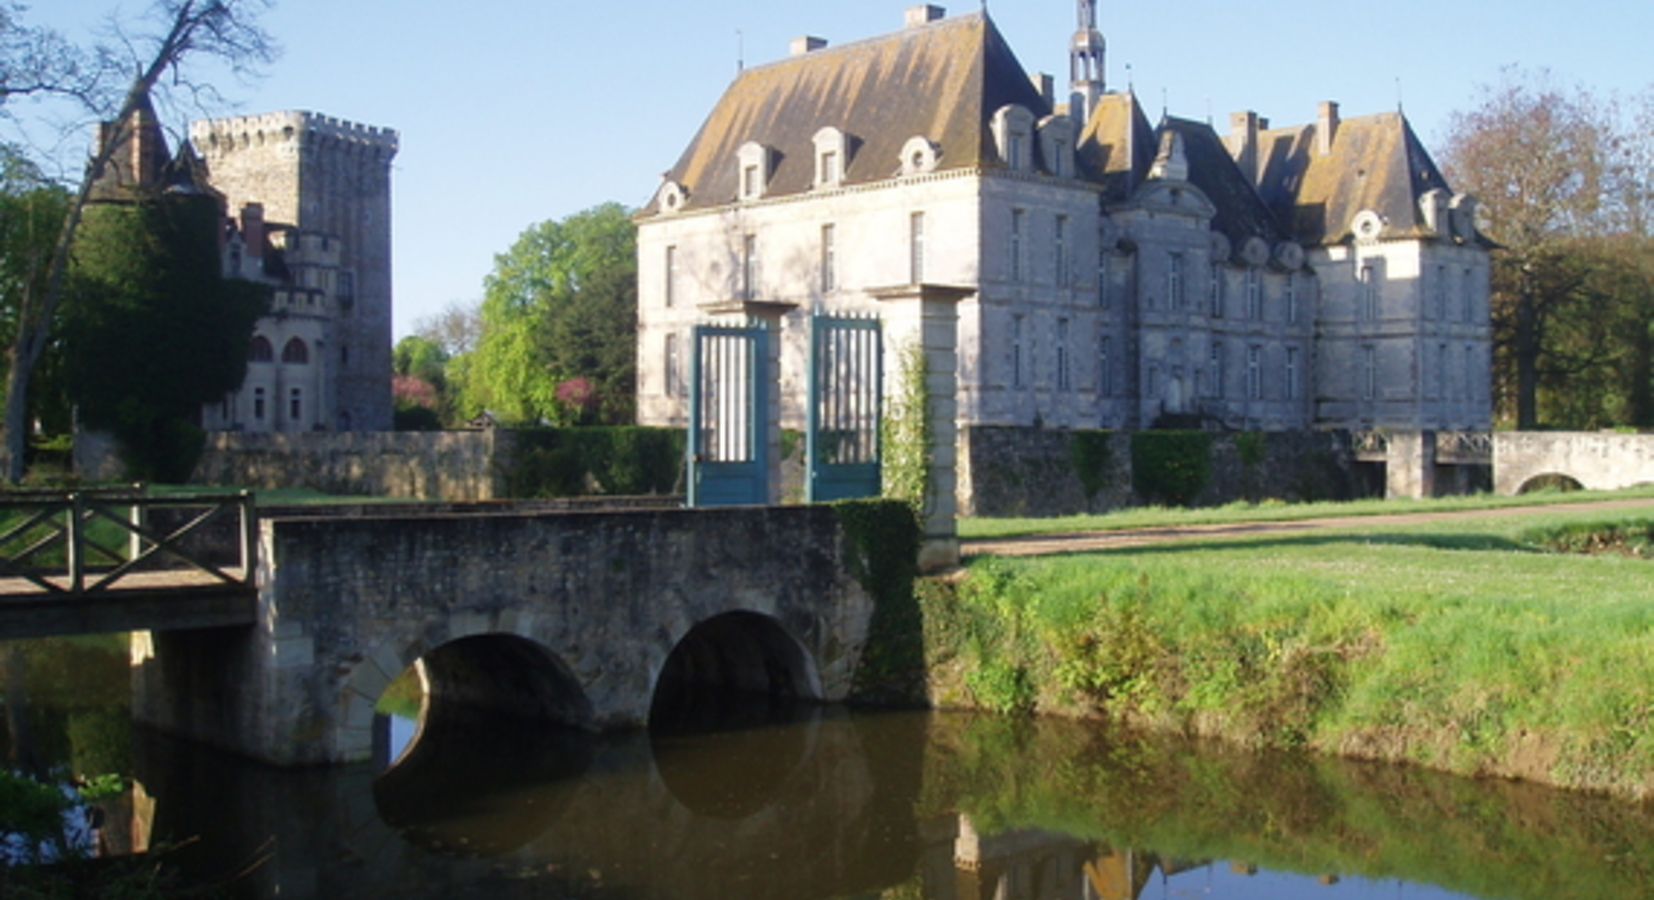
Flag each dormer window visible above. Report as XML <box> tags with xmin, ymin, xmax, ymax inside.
<box><xmin>899</xmin><ymin>136</ymin><xmax>940</xmax><ymax>176</ymax></box>
<box><xmin>657</xmin><ymin>180</ymin><xmax>689</xmax><ymax>215</ymax></box>
<box><xmin>812</xmin><ymin>127</ymin><xmax>852</xmax><ymax>189</ymax></box>
<box><xmin>991</xmin><ymin>105</ymin><xmax>1036</xmax><ymax>172</ymax></box>
<box><xmin>737</xmin><ymin>142</ymin><xmax>773</xmax><ymax>201</ymax></box>
<box><xmin>1037</xmin><ymin>115</ymin><xmax>1076</xmax><ymax>178</ymax></box>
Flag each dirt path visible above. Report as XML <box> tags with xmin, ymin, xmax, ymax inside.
<box><xmin>960</xmin><ymin>496</ymin><xmax>1654</xmax><ymax>558</ymax></box>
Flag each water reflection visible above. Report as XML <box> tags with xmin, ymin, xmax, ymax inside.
<box><xmin>9</xmin><ymin>636</ymin><xmax>1654</xmax><ymax>900</ymax></box>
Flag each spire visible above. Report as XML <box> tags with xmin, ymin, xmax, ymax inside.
<box><xmin>1070</xmin><ymin>0</ymin><xmax>1105</xmax><ymax>122</ymax></box>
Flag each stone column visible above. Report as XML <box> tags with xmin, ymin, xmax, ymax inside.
<box><xmin>1385</xmin><ymin>429</ymin><xmax>1436</xmax><ymax>499</ymax></box>
<box><xmin>872</xmin><ymin>285</ymin><xmax>970</xmax><ymax>572</ymax></box>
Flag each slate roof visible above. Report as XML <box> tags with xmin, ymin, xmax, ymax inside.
<box><xmin>1077</xmin><ymin>90</ymin><xmax>1156</xmax><ymax>200</ymax></box>
<box><xmin>1159</xmin><ymin>115</ymin><xmax>1288</xmax><ymax>246</ymax></box>
<box><xmin>1255</xmin><ymin>111</ymin><xmax>1454</xmax><ymax>245</ymax></box>
<box><xmin>645</xmin><ymin>11</ymin><xmax>1050</xmax><ymax>215</ymax></box>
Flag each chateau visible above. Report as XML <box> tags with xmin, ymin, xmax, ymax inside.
<box><xmin>634</xmin><ymin>4</ymin><xmax>1492</xmax><ymax>437</ymax></box>
<box><xmin>192</xmin><ymin>111</ymin><xmax>399</xmax><ymax>433</ymax></box>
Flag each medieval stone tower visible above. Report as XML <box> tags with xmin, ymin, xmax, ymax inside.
<box><xmin>190</xmin><ymin>112</ymin><xmax>399</xmax><ymax>431</ymax></box>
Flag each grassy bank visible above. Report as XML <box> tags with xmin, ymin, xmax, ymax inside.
<box><xmin>922</xmin><ymin>498</ymin><xmax>1654</xmax><ymax>798</ymax></box>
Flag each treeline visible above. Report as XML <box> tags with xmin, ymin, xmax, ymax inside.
<box><xmin>1440</xmin><ymin>67</ymin><xmax>1654</xmax><ymax>430</ymax></box>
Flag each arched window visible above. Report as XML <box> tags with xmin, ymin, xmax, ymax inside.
<box><xmin>282</xmin><ymin>338</ymin><xmax>309</xmax><ymax>364</ymax></box>
<box><xmin>248</xmin><ymin>336</ymin><xmax>273</xmax><ymax>362</ymax></box>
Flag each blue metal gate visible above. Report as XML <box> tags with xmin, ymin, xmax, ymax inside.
<box><xmin>806</xmin><ymin>313</ymin><xmax>882</xmax><ymax>502</ymax></box>
<box><xmin>688</xmin><ymin>323</ymin><xmax>769</xmax><ymax>507</ymax></box>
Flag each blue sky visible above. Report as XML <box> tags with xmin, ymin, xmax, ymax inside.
<box><xmin>24</xmin><ymin>0</ymin><xmax>1654</xmax><ymax>338</ymax></box>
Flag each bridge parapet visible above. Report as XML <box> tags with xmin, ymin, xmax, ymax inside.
<box><xmin>1494</xmin><ymin>431</ymin><xmax>1654</xmax><ymax>495</ymax></box>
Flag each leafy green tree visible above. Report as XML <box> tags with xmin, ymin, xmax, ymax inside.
<box><xmin>393</xmin><ymin>333</ymin><xmax>449</xmax><ymax>429</ymax></box>
<box><xmin>453</xmin><ymin>203</ymin><xmax>636</xmax><ymax>425</ymax></box>
<box><xmin>61</xmin><ymin>193</ymin><xmax>268</xmax><ymax>481</ymax></box>
<box><xmin>0</xmin><ymin>148</ymin><xmax>71</xmax><ymax>439</ymax></box>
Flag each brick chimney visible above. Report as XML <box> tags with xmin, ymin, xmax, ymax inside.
<box><xmin>1228</xmin><ymin>110</ymin><xmax>1260</xmax><ymax>183</ymax></box>
<box><xmin>240</xmin><ymin>203</ymin><xmax>266</xmax><ymax>268</ymax></box>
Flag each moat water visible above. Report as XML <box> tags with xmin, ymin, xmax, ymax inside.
<box><xmin>6</xmin><ymin>635</ymin><xmax>1654</xmax><ymax>900</ymax></box>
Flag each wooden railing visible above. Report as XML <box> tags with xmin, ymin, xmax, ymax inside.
<box><xmin>0</xmin><ymin>489</ymin><xmax>256</xmax><ymax>597</ymax></box>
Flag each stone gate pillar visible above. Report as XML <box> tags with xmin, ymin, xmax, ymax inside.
<box><xmin>872</xmin><ymin>284</ymin><xmax>970</xmax><ymax>572</ymax></box>
<box><xmin>1386</xmin><ymin>430</ymin><xmax>1437</xmax><ymax>499</ymax></box>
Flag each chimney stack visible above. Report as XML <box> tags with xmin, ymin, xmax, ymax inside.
<box><xmin>1228</xmin><ymin>110</ymin><xmax>1260</xmax><ymax>183</ymax></box>
<box><xmin>905</xmin><ymin>5</ymin><xmax>945</xmax><ymax>27</ymax></box>
<box><xmin>1317</xmin><ymin>101</ymin><xmax>1340</xmax><ymax>156</ymax></box>
<box><xmin>790</xmin><ymin>35</ymin><xmax>827</xmax><ymax>56</ymax></box>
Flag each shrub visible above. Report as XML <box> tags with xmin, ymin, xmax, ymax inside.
<box><xmin>1130</xmin><ymin>430</ymin><xmax>1212</xmax><ymax>506</ymax></box>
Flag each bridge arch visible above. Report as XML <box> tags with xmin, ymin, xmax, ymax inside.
<box><xmin>649</xmin><ymin>610</ymin><xmax>823</xmax><ymax>729</ymax></box>
<box><xmin>1516</xmin><ymin>472</ymin><xmax>1585</xmax><ymax>494</ymax></box>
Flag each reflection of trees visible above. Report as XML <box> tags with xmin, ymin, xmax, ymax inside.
<box><xmin>919</xmin><ymin>713</ymin><xmax>1654</xmax><ymax>900</ymax></box>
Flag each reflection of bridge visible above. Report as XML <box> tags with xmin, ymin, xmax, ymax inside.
<box><xmin>1351</xmin><ymin>430</ymin><xmax>1654</xmax><ymax>497</ymax></box>
<box><xmin>129</xmin><ymin>501</ymin><xmax>883</xmax><ymax>766</ymax></box>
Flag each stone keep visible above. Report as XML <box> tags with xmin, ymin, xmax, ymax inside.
<box><xmin>191</xmin><ymin>112</ymin><xmax>399</xmax><ymax>432</ymax></box>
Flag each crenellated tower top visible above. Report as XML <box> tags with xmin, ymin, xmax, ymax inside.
<box><xmin>189</xmin><ymin>111</ymin><xmax>399</xmax><ymax>162</ymax></box>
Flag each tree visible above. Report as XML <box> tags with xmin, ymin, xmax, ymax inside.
<box><xmin>60</xmin><ymin>191</ymin><xmax>268</xmax><ymax>481</ymax></box>
<box><xmin>0</xmin><ymin>147</ymin><xmax>70</xmax><ymax>439</ymax></box>
<box><xmin>392</xmin><ymin>333</ymin><xmax>449</xmax><ymax>429</ymax></box>
<box><xmin>452</xmin><ymin>203</ymin><xmax>637</xmax><ymax>426</ymax></box>
<box><xmin>0</xmin><ymin>0</ymin><xmax>275</xmax><ymax>482</ymax></box>
<box><xmin>1439</xmin><ymin>68</ymin><xmax>1632</xmax><ymax>428</ymax></box>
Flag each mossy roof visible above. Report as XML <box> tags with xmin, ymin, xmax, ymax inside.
<box><xmin>645</xmin><ymin>11</ymin><xmax>1049</xmax><ymax>214</ymax></box>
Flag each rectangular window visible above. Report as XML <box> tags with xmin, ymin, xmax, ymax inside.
<box><xmin>1434</xmin><ymin>265</ymin><xmax>1447</xmax><ymax>320</ymax></box>
<box><xmin>742</xmin><ymin>164</ymin><xmax>759</xmax><ymax>198</ymax></box>
<box><xmin>1167</xmin><ymin>253</ymin><xmax>1185</xmax><ymax>310</ymax></box>
<box><xmin>1286</xmin><ymin>347</ymin><xmax>1300</xmax><ymax>400</ymax></box>
<box><xmin>1285</xmin><ymin>272</ymin><xmax>1298</xmax><ymax>324</ymax></box>
<box><xmin>1210</xmin><ymin>343</ymin><xmax>1225</xmax><ymax>399</ymax></box>
<box><xmin>1247</xmin><ymin>345</ymin><xmax>1262</xmax><ymax>400</ymax></box>
<box><xmin>1100</xmin><ymin>335</ymin><xmax>1112</xmax><ymax>396</ymax></box>
<box><xmin>1012</xmin><ymin>314</ymin><xmax>1024</xmax><ymax>389</ymax></box>
<box><xmin>1363</xmin><ymin>345</ymin><xmax>1378</xmax><ymax>400</ymax></box>
<box><xmin>253</xmin><ymin>387</ymin><xmax>266</xmax><ymax>420</ymax></box>
<box><xmin>665</xmin><ymin>245</ymin><xmax>678</xmax><ymax>307</ymax></box>
<box><xmin>1245</xmin><ymin>269</ymin><xmax>1263</xmax><ymax>320</ymax></box>
<box><xmin>741</xmin><ymin>233</ymin><xmax>758</xmax><ymax>298</ymax></box>
<box><xmin>665</xmin><ymin>332</ymin><xmax>682</xmax><ymax>397</ymax></box>
<box><xmin>1056</xmin><ymin>318</ymin><xmax>1070</xmax><ymax>390</ymax></box>
<box><xmin>1097</xmin><ymin>250</ymin><xmax>1109</xmax><ymax>307</ymax></box>
<box><xmin>820</xmin><ymin>224</ymin><xmax>837</xmax><ymax>293</ymax></box>
<box><xmin>1463</xmin><ymin>267</ymin><xmax>1475</xmax><ymax>322</ymax></box>
<box><xmin>1010</xmin><ymin>209</ymin><xmax>1024</xmax><ymax>282</ymax></box>
<box><xmin>909</xmin><ymin>212</ymin><xmax>925</xmax><ymax>284</ymax></box>
<box><xmin>289</xmin><ymin>388</ymin><xmax>303</xmax><ymax>422</ymax></box>
<box><xmin>1359</xmin><ymin>264</ymin><xmax>1378</xmax><ymax>321</ymax></box>
<box><xmin>1208</xmin><ymin>264</ymin><xmax>1224</xmax><ymax>317</ymax></box>
<box><xmin>1438</xmin><ymin>343</ymin><xmax>1449</xmax><ymax>399</ymax></box>
<box><xmin>1055</xmin><ymin>215</ymin><xmax>1069</xmax><ymax>286</ymax></box>
<box><xmin>820</xmin><ymin>150</ymin><xmax>838</xmax><ymax>185</ymax></box>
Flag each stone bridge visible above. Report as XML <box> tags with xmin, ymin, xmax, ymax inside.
<box><xmin>1494</xmin><ymin>431</ymin><xmax>1654</xmax><ymax>495</ymax></box>
<box><xmin>131</xmin><ymin>503</ymin><xmax>883</xmax><ymax>766</ymax></box>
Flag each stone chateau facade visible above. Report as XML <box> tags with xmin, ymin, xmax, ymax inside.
<box><xmin>634</xmin><ymin>3</ymin><xmax>1493</xmax><ymax>437</ymax></box>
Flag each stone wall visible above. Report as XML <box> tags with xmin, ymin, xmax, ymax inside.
<box><xmin>191</xmin><ymin>430</ymin><xmax>507</xmax><ymax>499</ymax></box>
<box><xmin>1494</xmin><ymin>431</ymin><xmax>1654</xmax><ymax>495</ymax></box>
<box><xmin>959</xmin><ymin>426</ymin><xmax>1365</xmax><ymax>517</ymax></box>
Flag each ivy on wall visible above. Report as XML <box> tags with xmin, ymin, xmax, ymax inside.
<box><xmin>833</xmin><ymin>498</ymin><xmax>923</xmax><ymax>700</ymax></box>
<box><xmin>1068</xmin><ymin>430</ymin><xmax>1115</xmax><ymax>499</ymax></box>
<box><xmin>881</xmin><ymin>343</ymin><xmax>930</xmax><ymax>514</ymax></box>
<box><xmin>1130</xmin><ymin>430</ymin><xmax>1213</xmax><ymax>506</ymax></box>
